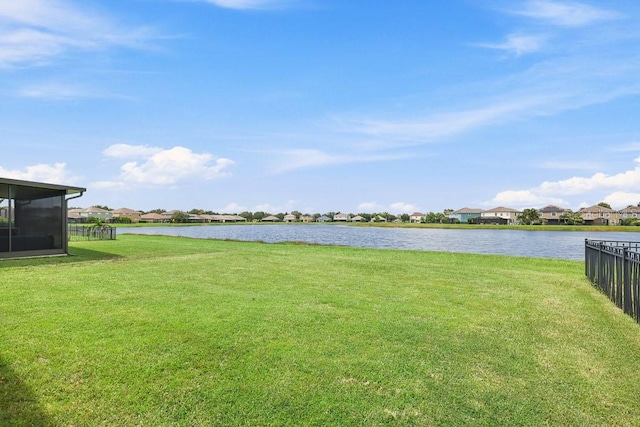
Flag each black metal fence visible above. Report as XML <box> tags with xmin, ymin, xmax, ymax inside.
<box><xmin>585</xmin><ymin>239</ymin><xmax>640</xmax><ymax>323</ymax></box>
<box><xmin>68</xmin><ymin>225</ymin><xmax>117</xmax><ymax>241</ymax></box>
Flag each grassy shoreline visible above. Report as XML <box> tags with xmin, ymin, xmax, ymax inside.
<box><xmin>2</xmin><ymin>235</ymin><xmax>640</xmax><ymax>425</ymax></box>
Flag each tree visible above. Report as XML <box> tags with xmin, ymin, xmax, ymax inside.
<box><xmin>239</xmin><ymin>211</ymin><xmax>253</xmax><ymax>221</ymax></box>
<box><xmin>189</xmin><ymin>208</ymin><xmax>205</xmax><ymax>215</ymax></box>
<box><xmin>560</xmin><ymin>210</ymin><xmax>584</xmax><ymax>225</ymax></box>
<box><xmin>170</xmin><ymin>211</ymin><xmax>190</xmax><ymax>223</ymax></box>
<box><xmin>400</xmin><ymin>213</ymin><xmax>410</xmax><ymax>223</ymax></box>
<box><xmin>94</xmin><ymin>205</ymin><xmax>111</xmax><ymax>211</ymax></box>
<box><xmin>597</xmin><ymin>202</ymin><xmax>612</xmax><ymax>209</ymax></box>
<box><xmin>357</xmin><ymin>213</ymin><xmax>372</xmax><ymax>222</ymax></box>
<box><xmin>517</xmin><ymin>208</ymin><xmax>541</xmax><ymax>225</ymax></box>
<box><xmin>252</xmin><ymin>211</ymin><xmax>266</xmax><ymax>222</ymax></box>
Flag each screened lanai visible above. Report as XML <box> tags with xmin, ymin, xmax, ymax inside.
<box><xmin>0</xmin><ymin>178</ymin><xmax>85</xmax><ymax>259</ymax></box>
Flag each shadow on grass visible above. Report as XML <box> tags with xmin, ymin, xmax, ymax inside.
<box><xmin>0</xmin><ymin>356</ymin><xmax>53</xmax><ymax>426</ymax></box>
<box><xmin>0</xmin><ymin>247</ymin><xmax>123</xmax><ymax>268</ymax></box>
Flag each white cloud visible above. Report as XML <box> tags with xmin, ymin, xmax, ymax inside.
<box><xmin>219</xmin><ymin>202</ymin><xmax>248</xmax><ymax>213</ymax></box>
<box><xmin>603</xmin><ymin>192</ymin><xmax>640</xmax><ymax>209</ymax></box>
<box><xmin>487</xmin><ymin>156</ymin><xmax>640</xmax><ymax>209</ymax></box>
<box><xmin>477</xmin><ymin>33</ymin><xmax>546</xmax><ymax>56</ymax></box>
<box><xmin>0</xmin><ymin>0</ymin><xmax>155</xmax><ymax>68</ymax></box>
<box><xmin>487</xmin><ymin>190</ymin><xmax>568</xmax><ymax>209</ymax></box>
<box><xmin>514</xmin><ymin>0</ymin><xmax>619</xmax><ymax>27</ymax></box>
<box><xmin>101</xmin><ymin>144</ymin><xmax>234</xmax><ymax>187</ymax></box>
<box><xmin>0</xmin><ymin>162</ymin><xmax>79</xmax><ymax>184</ymax></box>
<box><xmin>103</xmin><ymin>143</ymin><xmax>163</xmax><ymax>159</ymax></box>
<box><xmin>389</xmin><ymin>202</ymin><xmax>420</xmax><ymax>214</ymax></box>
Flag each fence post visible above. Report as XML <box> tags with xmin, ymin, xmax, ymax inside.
<box><xmin>623</xmin><ymin>246</ymin><xmax>631</xmax><ymax>315</ymax></box>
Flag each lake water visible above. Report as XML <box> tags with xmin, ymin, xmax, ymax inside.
<box><xmin>120</xmin><ymin>224</ymin><xmax>640</xmax><ymax>260</ymax></box>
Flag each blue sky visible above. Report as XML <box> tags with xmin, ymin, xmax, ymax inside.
<box><xmin>1</xmin><ymin>0</ymin><xmax>640</xmax><ymax>214</ymax></box>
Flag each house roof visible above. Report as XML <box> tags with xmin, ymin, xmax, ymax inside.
<box><xmin>538</xmin><ymin>205</ymin><xmax>566</xmax><ymax>213</ymax></box>
<box><xmin>484</xmin><ymin>206</ymin><xmax>521</xmax><ymax>213</ymax></box>
<box><xmin>113</xmin><ymin>208</ymin><xmax>140</xmax><ymax>214</ymax></box>
<box><xmin>620</xmin><ymin>206</ymin><xmax>640</xmax><ymax>213</ymax></box>
<box><xmin>410</xmin><ymin>212</ymin><xmax>424</xmax><ymax>217</ymax></box>
<box><xmin>140</xmin><ymin>212</ymin><xmax>166</xmax><ymax>220</ymax></box>
<box><xmin>580</xmin><ymin>205</ymin><xmax>615</xmax><ymax>213</ymax></box>
<box><xmin>451</xmin><ymin>207</ymin><xmax>484</xmax><ymax>214</ymax></box>
<box><xmin>0</xmin><ymin>177</ymin><xmax>85</xmax><ymax>199</ymax></box>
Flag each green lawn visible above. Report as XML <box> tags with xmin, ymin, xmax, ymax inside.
<box><xmin>2</xmin><ymin>235</ymin><xmax>640</xmax><ymax>426</ymax></box>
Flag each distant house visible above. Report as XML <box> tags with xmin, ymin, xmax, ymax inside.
<box><xmin>300</xmin><ymin>215</ymin><xmax>314</xmax><ymax>223</ymax></box>
<box><xmin>479</xmin><ymin>207</ymin><xmax>521</xmax><ymax>225</ymax></box>
<box><xmin>449</xmin><ymin>208</ymin><xmax>483</xmax><ymax>224</ymax></box>
<box><xmin>140</xmin><ymin>212</ymin><xmax>167</xmax><ymax>223</ymax></box>
<box><xmin>261</xmin><ymin>215</ymin><xmax>280</xmax><ymax>222</ymax></box>
<box><xmin>333</xmin><ymin>213</ymin><xmax>350</xmax><ymax>222</ymax></box>
<box><xmin>283</xmin><ymin>214</ymin><xmax>297</xmax><ymax>223</ymax></box>
<box><xmin>409</xmin><ymin>212</ymin><xmax>424</xmax><ymax>223</ymax></box>
<box><xmin>112</xmin><ymin>207</ymin><xmax>141</xmax><ymax>223</ymax></box>
<box><xmin>579</xmin><ymin>205</ymin><xmax>619</xmax><ymax>225</ymax></box>
<box><xmin>351</xmin><ymin>215</ymin><xmax>364</xmax><ymax>222</ymax></box>
<box><xmin>538</xmin><ymin>205</ymin><xmax>566</xmax><ymax>225</ymax></box>
<box><xmin>619</xmin><ymin>206</ymin><xmax>640</xmax><ymax>222</ymax></box>
<box><xmin>316</xmin><ymin>215</ymin><xmax>331</xmax><ymax>223</ymax></box>
<box><xmin>70</xmin><ymin>206</ymin><xmax>113</xmax><ymax>222</ymax></box>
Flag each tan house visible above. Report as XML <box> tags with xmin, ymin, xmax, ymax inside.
<box><xmin>69</xmin><ymin>206</ymin><xmax>113</xmax><ymax>222</ymax></box>
<box><xmin>538</xmin><ymin>205</ymin><xmax>567</xmax><ymax>225</ymax></box>
<box><xmin>140</xmin><ymin>212</ymin><xmax>167</xmax><ymax>223</ymax></box>
<box><xmin>579</xmin><ymin>205</ymin><xmax>619</xmax><ymax>225</ymax></box>
<box><xmin>283</xmin><ymin>214</ymin><xmax>297</xmax><ymax>222</ymax></box>
<box><xmin>409</xmin><ymin>212</ymin><xmax>424</xmax><ymax>223</ymax></box>
<box><xmin>619</xmin><ymin>206</ymin><xmax>640</xmax><ymax>222</ymax></box>
<box><xmin>333</xmin><ymin>213</ymin><xmax>350</xmax><ymax>222</ymax></box>
<box><xmin>480</xmin><ymin>207</ymin><xmax>522</xmax><ymax>225</ymax></box>
<box><xmin>112</xmin><ymin>207</ymin><xmax>141</xmax><ymax>223</ymax></box>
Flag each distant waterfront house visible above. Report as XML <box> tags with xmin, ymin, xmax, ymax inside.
<box><xmin>283</xmin><ymin>214</ymin><xmax>297</xmax><ymax>222</ymax></box>
<box><xmin>619</xmin><ymin>206</ymin><xmax>640</xmax><ymax>222</ymax></box>
<box><xmin>69</xmin><ymin>206</ymin><xmax>113</xmax><ymax>222</ymax></box>
<box><xmin>538</xmin><ymin>205</ymin><xmax>567</xmax><ymax>225</ymax></box>
<box><xmin>333</xmin><ymin>213</ymin><xmax>350</xmax><ymax>222</ymax></box>
<box><xmin>140</xmin><ymin>212</ymin><xmax>167</xmax><ymax>223</ymax></box>
<box><xmin>300</xmin><ymin>215</ymin><xmax>314</xmax><ymax>223</ymax></box>
<box><xmin>480</xmin><ymin>207</ymin><xmax>521</xmax><ymax>225</ymax></box>
<box><xmin>351</xmin><ymin>215</ymin><xmax>364</xmax><ymax>222</ymax></box>
<box><xmin>262</xmin><ymin>215</ymin><xmax>280</xmax><ymax>222</ymax></box>
<box><xmin>449</xmin><ymin>207</ymin><xmax>483</xmax><ymax>224</ymax></box>
<box><xmin>112</xmin><ymin>207</ymin><xmax>141</xmax><ymax>223</ymax></box>
<box><xmin>1</xmin><ymin>177</ymin><xmax>85</xmax><ymax>259</ymax></box>
<box><xmin>409</xmin><ymin>212</ymin><xmax>424</xmax><ymax>223</ymax></box>
<box><xmin>316</xmin><ymin>215</ymin><xmax>331</xmax><ymax>223</ymax></box>
<box><xmin>579</xmin><ymin>205</ymin><xmax>619</xmax><ymax>225</ymax></box>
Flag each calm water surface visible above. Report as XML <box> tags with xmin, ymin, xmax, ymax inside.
<box><xmin>121</xmin><ymin>224</ymin><xmax>640</xmax><ymax>260</ymax></box>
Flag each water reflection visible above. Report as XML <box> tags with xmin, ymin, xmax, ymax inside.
<box><xmin>121</xmin><ymin>224</ymin><xmax>640</xmax><ymax>260</ymax></box>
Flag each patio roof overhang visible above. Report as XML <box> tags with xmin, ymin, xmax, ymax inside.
<box><xmin>0</xmin><ymin>177</ymin><xmax>86</xmax><ymax>199</ymax></box>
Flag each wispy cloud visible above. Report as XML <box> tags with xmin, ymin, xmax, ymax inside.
<box><xmin>271</xmin><ymin>148</ymin><xmax>411</xmax><ymax>174</ymax></box>
<box><xmin>513</xmin><ymin>0</ymin><xmax>620</xmax><ymax>27</ymax></box>
<box><xmin>0</xmin><ymin>0</ymin><xmax>156</xmax><ymax>68</ymax></box>
<box><xmin>203</xmin><ymin>0</ymin><xmax>296</xmax><ymax>10</ymax></box>
<box><xmin>96</xmin><ymin>144</ymin><xmax>234</xmax><ymax>188</ymax></box>
<box><xmin>476</xmin><ymin>33</ymin><xmax>546</xmax><ymax>56</ymax></box>
<box><xmin>18</xmin><ymin>82</ymin><xmax>132</xmax><ymax>100</ymax></box>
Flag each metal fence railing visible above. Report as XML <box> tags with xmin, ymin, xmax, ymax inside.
<box><xmin>68</xmin><ymin>225</ymin><xmax>117</xmax><ymax>241</ymax></box>
<box><xmin>585</xmin><ymin>239</ymin><xmax>640</xmax><ymax>323</ymax></box>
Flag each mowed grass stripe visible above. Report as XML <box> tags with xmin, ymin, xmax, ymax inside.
<box><xmin>1</xmin><ymin>234</ymin><xmax>640</xmax><ymax>426</ymax></box>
